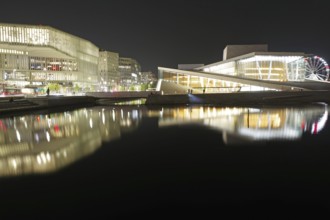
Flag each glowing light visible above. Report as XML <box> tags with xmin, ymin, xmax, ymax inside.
<box><xmin>54</xmin><ymin>124</ymin><xmax>60</xmax><ymax>132</ymax></box>
<box><xmin>89</xmin><ymin>118</ymin><xmax>93</xmax><ymax>128</ymax></box>
<box><xmin>12</xmin><ymin>159</ymin><xmax>17</xmax><ymax>169</ymax></box>
<box><xmin>160</xmin><ymin>108</ymin><xmax>164</xmax><ymax>118</ymax></box>
<box><xmin>240</xmin><ymin>55</ymin><xmax>303</xmax><ymax>63</ymax></box>
<box><xmin>102</xmin><ymin>112</ymin><xmax>105</xmax><ymax>124</ymax></box>
<box><xmin>37</xmin><ymin>152</ymin><xmax>48</xmax><ymax>164</ymax></box>
<box><xmin>310</xmin><ymin>109</ymin><xmax>328</xmax><ymax>134</ymax></box>
<box><xmin>0</xmin><ymin>48</ymin><xmax>24</xmax><ymax>54</ymax></box>
<box><xmin>46</xmin><ymin>131</ymin><xmax>50</xmax><ymax>142</ymax></box>
<box><xmin>112</xmin><ymin>111</ymin><xmax>116</xmax><ymax>121</ymax></box>
<box><xmin>16</xmin><ymin>130</ymin><xmax>21</xmax><ymax>142</ymax></box>
<box><xmin>130</xmin><ymin>110</ymin><xmax>138</xmax><ymax>119</ymax></box>
<box><xmin>46</xmin><ymin>152</ymin><xmax>51</xmax><ymax>161</ymax></box>
<box><xmin>34</xmin><ymin>133</ymin><xmax>40</xmax><ymax>142</ymax></box>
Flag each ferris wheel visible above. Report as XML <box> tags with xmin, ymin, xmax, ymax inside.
<box><xmin>304</xmin><ymin>56</ymin><xmax>330</xmax><ymax>81</ymax></box>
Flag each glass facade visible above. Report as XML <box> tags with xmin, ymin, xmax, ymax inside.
<box><xmin>0</xmin><ymin>23</ymin><xmax>99</xmax><ymax>92</ymax></box>
<box><xmin>236</xmin><ymin>55</ymin><xmax>305</xmax><ymax>81</ymax></box>
<box><xmin>161</xmin><ymin>69</ymin><xmax>270</xmax><ymax>93</ymax></box>
<box><xmin>98</xmin><ymin>51</ymin><xmax>119</xmax><ymax>91</ymax></box>
<box><xmin>161</xmin><ymin>70</ymin><xmax>239</xmax><ymax>93</ymax></box>
<box><xmin>119</xmin><ymin>57</ymin><xmax>141</xmax><ymax>88</ymax></box>
<box><xmin>203</xmin><ymin>55</ymin><xmax>306</xmax><ymax>82</ymax></box>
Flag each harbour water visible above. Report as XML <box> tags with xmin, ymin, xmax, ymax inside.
<box><xmin>1</xmin><ymin>103</ymin><xmax>330</xmax><ymax>217</ymax></box>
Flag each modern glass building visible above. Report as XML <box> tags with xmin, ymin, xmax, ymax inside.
<box><xmin>119</xmin><ymin>57</ymin><xmax>141</xmax><ymax>89</ymax></box>
<box><xmin>98</xmin><ymin>50</ymin><xmax>120</xmax><ymax>91</ymax></box>
<box><xmin>158</xmin><ymin>45</ymin><xmax>330</xmax><ymax>93</ymax></box>
<box><xmin>0</xmin><ymin>22</ymin><xmax>99</xmax><ymax>93</ymax></box>
<box><xmin>202</xmin><ymin>52</ymin><xmax>306</xmax><ymax>81</ymax></box>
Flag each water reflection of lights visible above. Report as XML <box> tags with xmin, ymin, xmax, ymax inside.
<box><xmin>112</xmin><ymin>109</ymin><xmax>116</xmax><ymax>121</ymax></box>
<box><xmin>162</xmin><ymin>106</ymin><xmax>246</xmax><ymax>125</ymax></box>
<box><xmin>310</xmin><ymin>108</ymin><xmax>328</xmax><ymax>134</ymax></box>
<box><xmin>0</xmin><ymin>106</ymin><xmax>148</xmax><ymax>177</ymax></box>
<box><xmin>102</xmin><ymin>111</ymin><xmax>106</xmax><ymax>124</ymax></box>
<box><xmin>132</xmin><ymin>110</ymin><xmax>139</xmax><ymax>119</ymax></box>
<box><xmin>187</xmin><ymin>94</ymin><xmax>203</xmax><ymax>103</ymax></box>
<box><xmin>0</xmin><ymin>108</ymin><xmax>111</xmax><ymax>177</ymax></box>
<box><xmin>158</xmin><ymin>104</ymin><xmax>328</xmax><ymax>143</ymax></box>
<box><xmin>16</xmin><ymin>130</ymin><xmax>21</xmax><ymax>142</ymax></box>
<box><xmin>238</xmin><ymin>127</ymin><xmax>301</xmax><ymax>140</ymax></box>
<box><xmin>89</xmin><ymin>118</ymin><xmax>93</xmax><ymax>128</ymax></box>
<box><xmin>1</xmin><ymin>104</ymin><xmax>328</xmax><ymax>176</ymax></box>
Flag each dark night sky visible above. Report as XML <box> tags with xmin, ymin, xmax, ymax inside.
<box><xmin>1</xmin><ymin>0</ymin><xmax>329</xmax><ymax>74</ymax></box>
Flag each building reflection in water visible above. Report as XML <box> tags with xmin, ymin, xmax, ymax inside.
<box><xmin>156</xmin><ymin>103</ymin><xmax>328</xmax><ymax>144</ymax></box>
<box><xmin>0</xmin><ymin>103</ymin><xmax>328</xmax><ymax>176</ymax></box>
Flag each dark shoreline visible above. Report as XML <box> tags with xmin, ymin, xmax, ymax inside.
<box><xmin>0</xmin><ymin>95</ymin><xmax>97</xmax><ymax>117</ymax></box>
<box><xmin>145</xmin><ymin>90</ymin><xmax>330</xmax><ymax>106</ymax></box>
<box><xmin>1</xmin><ymin>90</ymin><xmax>330</xmax><ymax>117</ymax></box>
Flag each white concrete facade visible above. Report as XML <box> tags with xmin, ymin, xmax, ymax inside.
<box><xmin>159</xmin><ymin>45</ymin><xmax>330</xmax><ymax>93</ymax></box>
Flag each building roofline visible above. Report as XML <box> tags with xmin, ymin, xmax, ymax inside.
<box><xmin>0</xmin><ymin>22</ymin><xmax>98</xmax><ymax>48</ymax></box>
<box><xmin>195</xmin><ymin>51</ymin><xmax>308</xmax><ymax>70</ymax></box>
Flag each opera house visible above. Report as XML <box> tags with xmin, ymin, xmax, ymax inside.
<box><xmin>158</xmin><ymin>44</ymin><xmax>330</xmax><ymax>94</ymax></box>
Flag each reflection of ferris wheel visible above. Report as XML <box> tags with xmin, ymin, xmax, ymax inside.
<box><xmin>304</xmin><ymin>56</ymin><xmax>330</xmax><ymax>81</ymax></box>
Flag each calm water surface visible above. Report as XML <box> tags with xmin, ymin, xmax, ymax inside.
<box><xmin>1</xmin><ymin>103</ymin><xmax>330</xmax><ymax>217</ymax></box>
